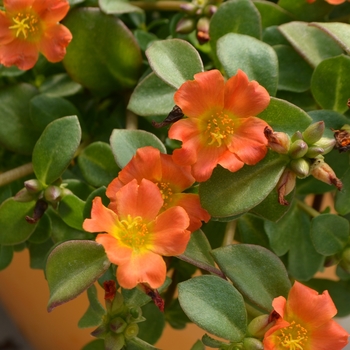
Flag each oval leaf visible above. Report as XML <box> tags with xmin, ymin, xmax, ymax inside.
<box><xmin>46</xmin><ymin>240</ymin><xmax>110</xmax><ymax>311</ymax></box>
<box><xmin>178</xmin><ymin>275</ymin><xmax>247</xmax><ymax>342</ymax></box>
<box><xmin>58</xmin><ymin>194</ymin><xmax>85</xmax><ymax>230</ymax></box>
<box><xmin>212</xmin><ymin>244</ymin><xmax>291</xmax><ymax>312</ymax></box>
<box><xmin>32</xmin><ymin>115</ymin><xmax>81</xmax><ymax>185</ymax></box>
<box><xmin>146</xmin><ymin>39</ymin><xmax>204</xmax><ymax>89</ymax></box>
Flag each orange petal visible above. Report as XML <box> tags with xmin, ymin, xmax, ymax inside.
<box><xmin>151</xmin><ymin>206</ymin><xmax>191</xmax><ymax>256</ymax></box>
<box><xmin>116</xmin><ymin>179</ymin><xmax>163</xmax><ymax>222</ymax></box>
<box><xmin>96</xmin><ymin>234</ymin><xmax>132</xmax><ymax>266</ymax></box>
<box><xmin>32</xmin><ymin>0</ymin><xmax>70</xmax><ymax>23</ymax></box>
<box><xmin>172</xmin><ymin>193</ymin><xmax>210</xmax><ymax>231</ymax></box>
<box><xmin>0</xmin><ymin>39</ymin><xmax>39</xmax><ymax>70</ymax></box>
<box><xmin>116</xmin><ymin>251</ymin><xmax>166</xmax><ymax>289</ymax></box>
<box><xmin>0</xmin><ymin>11</ymin><xmax>14</xmax><ymax>45</ymax></box>
<box><xmin>286</xmin><ymin>281</ymin><xmax>338</xmax><ymax>328</ymax></box>
<box><xmin>326</xmin><ymin>0</ymin><xmax>346</xmax><ymax>3</ymax></box>
<box><xmin>217</xmin><ymin>150</ymin><xmax>244</xmax><ymax>173</ymax></box>
<box><xmin>174</xmin><ymin>69</ymin><xmax>225</xmax><ymax>118</ymax></box>
<box><xmin>224</xmin><ymin>70</ymin><xmax>270</xmax><ymax>118</ymax></box>
<box><xmin>4</xmin><ymin>0</ymin><xmax>34</xmax><ymax>12</ymax></box>
<box><xmin>272</xmin><ymin>295</ymin><xmax>287</xmax><ymax>318</ymax></box>
<box><xmin>40</xmin><ymin>24</ymin><xmax>72</xmax><ymax>62</ymax></box>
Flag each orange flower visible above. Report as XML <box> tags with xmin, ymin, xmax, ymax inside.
<box><xmin>107</xmin><ymin>146</ymin><xmax>210</xmax><ymax>232</ymax></box>
<box><xmin>307</xmin><ymin>0</ymin><xmax>348</xmax><ymax>3</ymax></box>
<box><xmin>168</xmin><ymin>69</ymin><xmax>270</xmax><ymax>182</ymax></box>
<box><xmin>0</xmin><ymin>0</ymin><xmax>72</xmax><ymax>70</ymax></box>
<box><xmin>83</xmin><ymin>179</ymin><xmax>191</xmax><ymax>289</ymax></box>
<box><xmin>263</xmin><ymin>281</ymin><xmax>349</xmax><ymax>350</ymax></box>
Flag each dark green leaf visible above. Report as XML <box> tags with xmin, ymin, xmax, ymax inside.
<box><xmin>0</xmin><ymin>245</ymin><xmax>13</xmax><ymax>270</ymax></box>
<box><xmin>58</xmin><ymin>194</ymin><xmax>85</xmax><ymax>230</ymax></box>
<box><xmin>81</xmin><ymin>339</ymin><xmax>105</xmax><ymax>350</ymax></box>
<box><xmin>336</xmin><ymin>168</ymin><xmax>350</xmax><ymax>216</ymax></box>
<box><xmin>253</xmin><ymin>1</ymin><xmax>292</xmax><ymax>28</ymax></box>
<box><xmin>28</xmin><ymin>212</ymin><xmax>51</xmax><ymax>243</ymax></box>
<box><xmin>28</xmin><ymin>238</ymin><xmax>54</xmax><ymax>269</ymax></box>
<box><xmin>99</xmin><ymin>0</ymin><xmax>144</xmax><ymax>14</ymax></box>
<box><xmin>39</xmin><ymin>73</ymin><xmax>82</xmax><ymax>98</ymax></box>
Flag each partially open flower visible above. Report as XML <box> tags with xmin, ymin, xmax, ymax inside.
<box><xmin>276</xmin><ymin>168</ymin><xmax>296</xmax><ymax>206</ymax></box>
<box><xmin>310</xmin><ymin>157</ymin><xmax>343</xmax><ymax>191</ymax></box>
<box><xmin>0</xmin><ymin>0</ymin><xmax>72</xmax><ymax>70</ymax></box>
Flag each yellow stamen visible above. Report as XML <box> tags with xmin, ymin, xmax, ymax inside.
<box><xmin>9</xmin><ymin>13</ymin><xmax>40</xmax><ymax>39</ymax></box>
<box><xmin>156</xmin><ymin>182</ymin><xmax>174</xmax><ymax>208</ymax></box>
<box><xmin>118</xmin><ymin>215</ymin><xmax>149</xmax><ymax>251</ymax></box>
<box><xmin>205</xmin><ymin>111</ymin><xmax>235</xmax><ymax>147</ymax></box>
<box><xmin>277</xmin><ymin>320</ymin><xmax>308</xmax><ymax>350</ymax></box>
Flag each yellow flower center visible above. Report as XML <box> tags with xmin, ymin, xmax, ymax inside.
<box><xmin>205</xmin><ymin>111</ymin><xmax>235</xmax><ymax>147</ymax></box>
<box><xmin>277</xmin><ymin>320</ymin><xmax>309</xmax><ymax>350</ymax></box>
<box><xmin>117</xmin><ymin>215</ymin><xmax>149</xmax><ymax>251</ymax></box>
<box><xmin>156</xmin><ymin>182</ymin><xmax>174</xmax><ymax>209</ymax></box>
<box><xmin>9</xmin><ymin>12</ymin><xmax>40</xmax><ymax>39</ymax></box>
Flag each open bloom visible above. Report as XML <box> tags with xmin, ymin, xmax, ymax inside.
<box><xmin>83</xmin><ymin>179</ymin><xmax>191</xmax><ymax>289</ymax></box>
<box><xmin>0</xmin><ymin>0</ymin><xmax>72</xmax><ymax>70</ymax></box>
<box><xmin>168</xmin><ymin>69</ymin><xmax>270</xmax><ymax>182</ymax></box>
<box><xmin>106</xmin><ymin>146</ymin><xmax>210</xmax><ymax>232</ymax></box>
<box><xmin>307</xmin><ymin>0</ymin><xmax>348</xmax><ymax>3</ymax></box>
<box><xmin>263</xmin><ymin>281</ymin><xmax>349</xmax><ymax>350</ymax></box>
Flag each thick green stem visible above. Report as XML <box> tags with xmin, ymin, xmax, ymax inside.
<box><xmin>223</xmin><ymin>220</ymin><xmax>237</xmax><ymax>246</ymax></box>
<box><xmin>130</xmin><ymin>1</ymin><xmax>186</xmax><ymax>11</ymax></box>
<box><xmin>0</xmin><ymin>163</ymin><xmax>33</xmax><ymax>187</ymax></box>
<box><xmin>296</xmin><ymin>198</ymin><xmax>320</xmax><ymax>218</ymax></box>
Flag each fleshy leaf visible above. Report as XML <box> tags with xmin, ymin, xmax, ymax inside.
<box><xmin>39</xmin><ymin>73</ymin><xmax>82</xmax><ymax>98</ymax></box>
<box><xmin>128</xmin><ymin>72</ymin><xmax>176</xmax><ymax>117</ymax></box>
<box><xmin>310</xmin><ymin>214</ymin><xmax>349</xmax><ymax>256</ymax></box>
<box><xmin>46</xmin><ymin>240</ymin><xmax>110</xmax><ymax>311</ymax></box>
<box><xmin>0</xmin><ymin>245</ymin><xmax>13</xmax><ymax>270</ymax></box>
<box><xmin>212</xmin><ymin>244</ymin><xmax>291</xmax><ymax>312</ymax></box>
<box><xmin>146</xmin><ymin>39</ymin><xmax>204</xmax><ymax>89</ymax></box>
<box><xmin>253</xmin><ymin>1</ymin><xmax>292</xmax><ymax>28</ymax></box>
<box><xmin>78</xmin><ymin>142</ymin><xmax>120</xmax><ymax>187</ymax></box>
<box><xmin>58</xmin><ymin>194</ymin><xmax>85</xmax><ymax>230</ymax></box>
<box><xmin>178</xmin><ymin>275</ymin><xmax>247</xmax><ymax>342</ymax></box>
<box><xmin>335</xmin><ymin>167</ymin><xmax>350</xmax><ymax>215</ymax></box>
<box><xmin>311</xmin><ymin>55</ymin><xmax>350</xmax><ymax>114</ymax></box>
<box><xmin>32</xmin><ymin>116</ymin><xmax>81</xmax><ymax>185</ymax></box>
<box><xmin>0</xmin><ymin>198</ymin><xmax>37</xmax><ymax>245</ymax></box>
<box><xmin>99</xmin><ymin>0</ymin><xmax>144</xmax><ymax>14</ymax></box>
<box><xmin>217</xmin><ymin>33</ymin><xmax>278</xmax><ymax>96</ymax></box>
<box><xmin>110</xmin><ymin>129</ymin><xmax>166</xmax><ymax>168</ymax></box>
<box><xmin>199</xmin><ymin>152</ymin><xmax>289</xmax><ymax>218</ymax></box>
<box><xmin>28</xmin><ymin>213</ymin><xmax>51</xmax><ymax>244</ymax></box>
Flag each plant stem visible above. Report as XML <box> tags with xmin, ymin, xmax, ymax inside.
<box><xmin>130</xmin><ymin>1</ymin><xmax>186</xmax><ymax>11</ymax></box>
<box><xmin>223</xmin><ymin>220</ymin><xmax>237</xmax><ymax>246</ymax></box>
<box><xmin>296</xmin><ymin>198</ymin><xmax>320</xmax><ymax>218</ymax></box>
<box><xmin>0</xmin><ymin>163</ymin><xmax>33</xmax><ymax>187</ymax></box>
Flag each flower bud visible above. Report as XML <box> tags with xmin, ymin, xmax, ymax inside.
<box><xmin>105</xmin><ymin>332</ymin><xmax>125</xmax><ymax>350</ymax></box>
<box><xmin>243</xmin><ymin>337</ymin><xmax>264</xmax><ymax>350</ymax></box>
<box><xmin>24</xmin><ymin>179</ymin><xmax>43</xmax><ymax>193</ymax></box>
<box><xmin>302</xmin><ymin>121</ymin><xmax>325</xmax><ymax>144</ymax></box>
<box><xmin>247</xmin><ymin>314</ymin><xmax>274</xmax><ymax>338</ymax></box>
<box><xmin>124</xmin><ymin>323</ymin><xmax>139</xmax><ymax>340</ymax></box>
<box><xmin>305</xmin><ymin>146</ymin><xmax>324</xmax><ymax>158</ymax></box>
<box><xmin>289</xmin><ymin>139</ymin><xmax>308</xmax><ymax>159</ymax></box>
<box><xmin>313</xmin><ymin>137</ymin><xmax>336</xmax><ymax>155</ymax></box>
<box><xmin>264</xmin><ymin>127</ymin><xmax>290</xmax><ymax>154</ymax></box>
<box><xmin>291</xmin><ymin>130</ymin><xmax>303</xmax><ymax>142</ymax></box>
<box><xmin>277</xmin><ymin>169</ymin><xmax>296</xmax><ymax>206</ymax></box>
<box><xmin>310</xmin><ymin>158</ymin><xmax>342</xmax><ymax>190</ymax></box>
<box><xmin>196</xmin><ymin>17</ymin><xmax>210</xmax><ymax>44</ymax></box>
<box><xmin>14</xmin><ymin>188</ymin><xmax>37</xmax><ymax>202</ymax></box>
<box><xmin>176</xmin><ymin>17</ymin><xmax>196</xmax><ymax>34</ymax></box>
<box><xmin>110</xmin><ymin>317</ymin><xmax>127</xmax><ymax>334</ymax></box>
<box><xmin>289</xmin><ymin>158</ymin><xmax>310</xmax><ymax>178</ymax></box>
<box><xmin>91</xmin><ymin>323</ymin><xmax>108</xmax><ymax>338</ymax></box>
<box><xmin>180</xmin><ymin>3</ymin><xmax>198</xmax><ymax>14</ymax></box>
<box><xmin>25</xmin><ymin>199</ymin><xmax>48</xmax><ymax>224</ymax></box>
<box><xmin>44</xmin><ymin>185</ymin><xmax>62</xmax><ymax>202</ymax></box>
<box><xmin>340</xmin><ymin>247</ymin><xmax>350</xmax><ymax>273</ymax></box>
<box><xmin>203</xmin><ymin>4</ymin><xmax>217</xmax><ymax>17</ymax></box>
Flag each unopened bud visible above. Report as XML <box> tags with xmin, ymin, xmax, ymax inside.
<box><xmin>129</xmin><ymin>307</ymin><xmax>142</xmax><ymax>321</ymax></box>
<box><xmin>243</xmin><ymin>337</ymin><xmax>264</xmax><ymax>350</ymax></box>
<box><xmin>110</xmin><ymin>317</ymin><xmax>127</xmax><ymax>334</ymax></box>
<box><xmin>277</xmin><ymin>168</ymin><xmax>296</xmax><ymax>206</ymax></box>
<box><xmin>14</xmin><ymin>188</ymin><xmax>36</xmax><ymax>202</ymax></box>
<box><xmin>314</xmin><ymin>137</ymin><xmax>336</xmax><ymax>155</ymax></box>
<box><xmin>203</xmin><ymin>4</ymin><xmax>217</xmax><ymax>17</ymax></box>
<box><xmin>248</xmin><ymin>314</ymin><xmax>273</xmax><ymax>338</ymax></box>
<box><xmin>25</xmin><ymin>198</ymin><xmax>48</xmax><ymax>224</ymax></box>
<box><xmin>302</xmin><ymin>121</ymin><xmax>325</xmax><ymax>144</ymax></box>
<box><xmin>44</xmin><ymin>185</ymin><xmax>62</xmax><ymax>202</ymax></box>
<box><xmin>310</xmin><ymin>158</ymin><xmax>342</xmax><ymax>190</ymax></box>
<box><xmin>289</xmin><ymin>139</ymin><xmax>308</xmax><ymax>159</ymax></box>
<box><xmin>24</xmin><ymin>179</ymin><xmax>43</xmax><ymax>193</ymax></box>
<box><xmin>196</xmin><ymin>17</ymin><xmax>210</xmax><ymax>44</ymax></box>
<box><xmin>105</xmin><ymin>332</ymin><xmax>125</xmax><ymax>350</ymax></box>
<box><xmin>264</xmin><ymin>127</ymin><xmax>290</xmax><ymax>154</ymax></box>
<box><xmin>289</xmin><ymin>158</ymin><xmax>310</xmax><ymax>178</ymax></box>
<box><xmin>180</xmin><ymin>3</ymin><xmax>198</xmax><ymax>14</ymax></box>
<box><xmin>291</xmin><ymin>130</ymin><xmax>303</xmax><ymax>142</ymax></box>
<box><xmin>176</xmin><ymin>17</ymin><xmax>196</xmax><ymax>34</ymax></box>
<box><xmin>305</xmin><ymin>146</ymin><xmax>324</xmax><ymax>158</ymax></box>
<box><xmin>91</xmin><ymin>323</ymin><xmax>108</xmax><ymax>338</ymax></box>
<box><xmin>124</xmin><ymin>323</ymin><xmax>139</xmax><ymax>340</ymax></box>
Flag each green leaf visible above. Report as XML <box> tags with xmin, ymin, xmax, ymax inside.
<box><xmin>178</xmin><ymin>275</ymin><xmax>247</xmax><ymax>342</ymax></box>
<box><xmin>0</xmin><ymin>245</ymin><xmax>13</xmax><ymax>270</ymax></box>
<box><xmin>63</xmin><ymin>7</ymin><xmax>142</xmax><ymax>96</ymax></box>
<box><xmin>336</xmin><ymin>167</ymin><xmax>350</xmax><ymax>215</ymax></box>
<box><xmin>128</xmin><ymin>72</ymin><xmax>176</xmax><ymax>117</ymax></box>
<box><xmin>127</xmin><ymin>337</ymin><xmax>160</xmax><ymax>350</ymax></box>
<box><xmin>190</xmin><ymin>340</ymin><xmax>205</xmax><ymax>350</ymax></box>
<box><xmin>0</xmin><ymin>83</ymin><xmax>40</xmax><ymax>155</ymax></box>
<box><xmin>78</xmin><ymin>285</ymin><xmax>106</xmax><ymax>328</ymax></box>
<box><xmin>28</xmin><ymin>238</ymin><xmax>54</xmax><ymax>269</ymax></box>
<box><xmin>46</xmin><ymin>240</ymin><xmax>110</xmax><ymax>311</ymax></box>
<box><xmin>279</xmin><ymin>21</ymin><xmax>343</xmax><ymax>68</ymax></box>
<box><xmin>28</xmin><ymin>212</ymin><xmax>51</xmax><ymax>244</ymax></box>
<box><xmin>30</xmin><ymin>94</ymin><xmax>79</xmax><ymax>132</ymax></box>
<box><xmin>110</xmin><ymin>129</ymin><xmax>166</xmax><ymax>168</ymax></box>
<box><xmin>0</xmin><ymin>198</ymin><xmax>37</xmax><ymax>245</ymax></box>
<box><xmin>258</xmin><ymin>97</ymin><xmax>312</xmax><ymax>136</ymax></box>
<box><xmin>32</xmin><ymin>116</ymin><xmax>81</xmax><ymax>185</ymax></box>
<box><xmin>217</xmin><ymin>33</ymin><xmax>278</xmax><ymax>96</ymax></box>
<box><xmin>212</xmin><ymin>244</ymin><xmax>291</xmax><ymax>312</ymax></box>
<box><xmin>308</xmin><ymin>110</ymin><xmax>348</xmax><ymax>137</ymax></box>
<box><xmin>253</xmin><ymin>1</ymin><xmax>292</xmax><ymax>28</ymax></box>
<box><xmin>311</xmin><ymin>55</ymin><xmax>350</xmax><ymax>114</ymax></box>
<box><xmin>39</xmin><ymin>73</ymin><xmax>82</xmax><ymax>98</ymax></box>
<box><xmin>99</xmin><ymin>0</ymin><xmax>144</xmax><ymax>14</ymax></box>
<box><xmin>199</xmin><ymin>151</ymin><xmax>289</xmax><ymax>218</ymax></box>
<box><xmin>274</xmin><ymin>45</ymin><xmax>313</xmax><ymax>93</ymax></box>
<box><xmin>210</xmin><ymin>0</ymin><xmax>261</xmax><ymax>63</ymax></box>
<box><xmin>58</xmin><ymin>194</ymin><xmax>85</xmax><ymax>230</ymax></box>
<box><xmin>146</xmin><ymin>39</ymin><xmax>203</xmax><ymax>89</ymax></box>
<box><xmin>164</xmin><ymin>298</ymin><xmax>190</xmax><ymax>330</ymax></box>
<box><xmin>311</xmin><ymin>214</ymin><xmax>349</xmax><ymax>256</ymax></box>
<box><xmin>81</xmin><ymin>339</ymin><xmax>105</xmax><ymax>350</ymax></box>
<box><xmin>83</xmin><ymin>186</ymin><xmax>109</xmax><ymax>221</ymax></box>
<box><xmin>78</xmin><ymin>142</ymin><xmax>120</xmax><ymax>187</ymax></box>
